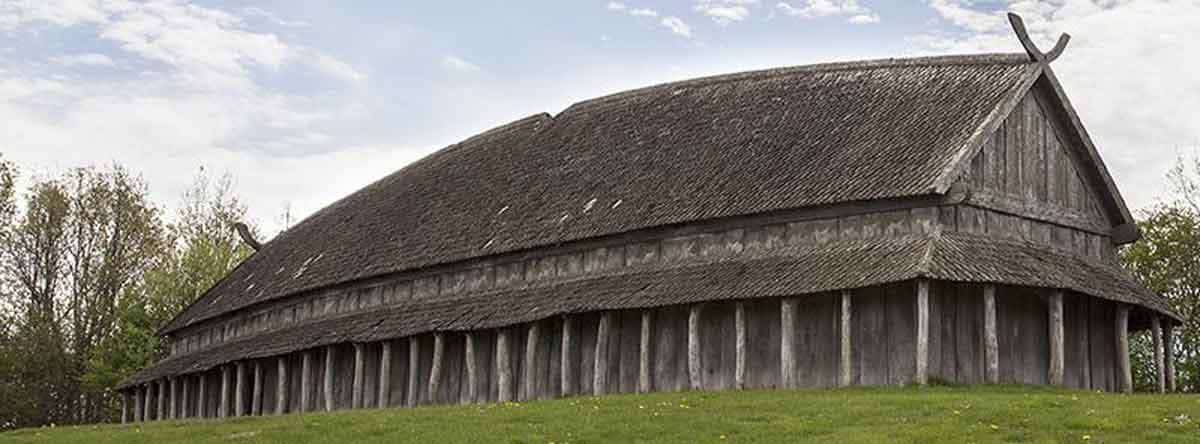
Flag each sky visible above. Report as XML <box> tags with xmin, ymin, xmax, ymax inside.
<box><xmin>1</xmin><ymin>0</ymin><xmax>1198</xmax><ymax>236</ymax></box>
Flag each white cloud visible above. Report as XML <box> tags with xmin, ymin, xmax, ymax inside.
<box><xmin>441</xmin><ymin>55</ymin><xmax>481</xmax><ymax>73</ymax></box>
<box><xmin>661</xmin><ymin>16</ymin><xmax>693</xmax><ymax>38</ymax></box>
<box><xmin>241</xmin><ymin>6</ymin><xmax>310</xmax><ymax>28</ymax></box>
<box><xmin>629</xmin><ymin>8</ymin><xmax>659</xmax><ymax>17</ymax></box>
<box><xmin>694</xmin><ymin>0</ymin><xmax>759</xmax><ymax>25</ymax></box>
<box><xmin>607</xmin><ymin>2</ymin><xmax>628</xmax><ymax>12</ymax></box>
<box><xmin>49</xmin><ymin>53</ymin><xmax>115</xmax><ymax>67</ymax></box>
<box><xmin>918</xmin><ymin>0</ymin><xmax>1200</xmax><ymax>211</ymax></box>
<box><xmin>776</xmin><ymin>0</ymin><xmax>877</xmax><ymax>23</ymax></box>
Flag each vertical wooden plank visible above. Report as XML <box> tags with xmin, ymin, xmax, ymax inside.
<box><xmin>498</xmin><ymin>329</ymin><xmax>515</xmax><ymax>402</ymax></box>
<box><xmin>323</xmin><ymin>345</ymin><xmax>335</xmax><ymax>412</ymax></box>
<box><xmin>1049</xmin><ymin>292</ymin><xmax>1064</xmax><ymax>386</ymax></box>
<box><xmin>1152</xmin><ymin>316</ymin><xmax>1165</xmax><ymax>393</ymax></box>
<box><xmin>277</xmin><ymin>357</ymin><xmax>289</xmax><ymax>414</ymax></box>
<box><xmin>887</xmin><ymin>284</ymin><xmax>916</xmax><ymax>386</ymax></box>
<box><xmin>524</xmin><ymin>323</ymin><xmax>540</xmax><ymax>400</ymax></box>
<box><xmin>429</xmin><ymin>333</ymin><xmax>445</xmax><ymax>402</ymax></box>
<box><xmin>180</xmin><ymin>377</ymin><xmax>190</xmax><ymax>418</ymax></box>
<box><xmin>938</xmin><ymin>283</ymin><xmax>958</xmax><ymax>382</ymax></box>
<box><xmin>618</xmin><ymin>311</ymin><xmax>640</xmax><ymax>394</ymax></box>
<box><xmin>688</xmin><ymin>305</ymin><xmax>702</xmax><ymax>390</ymax></box>
<box><xmin>463</xmin><ymin>334</ymin><xmax>476</xmax><ymax>404</ymax></box>
<box><xmin>1165</xmin><ymin>322</ymin><xmax>1177</xmax><ymax>392</ymax></box>
<box><xmin>1005</xmin><ymin>97</ymin><xmax>1023</xmax><ymax>195</ymax></box>
<box><xmin>594</xmin><ymin>312</ymin><xmax>612</xmax><ymax>395</ymax></box>
<box><xmin>983</xmin><ymin>286</ymin><xmax>999</xmax><ymax>384</ymax></box>
<box><xmin>197</xmin><ymin>372</ymin><xmax>207</xmax><ymax>418</ymax></box>
<box><xmin>168</xmin><ymin>377</ymin><xmax>177</xmax><ymax>420</ymax></box>
<box><xmin>1089</xmin><ymin>298</ymin><xmax>1115</xmax><ymax>392</ymax></box>
<box><xmin>840</xmin><ymin>291</ymin><xmax>852</xmax><ymax>387</ymax></box>
<box><xmin>301</xmin><ymin>351</ymin><xmax>313</xmax><ymax>412</ymax></box>
<box><xmin>561</xmin><ymin>316</ymin><xmax>575</xmax><ymax>397</ymax></box>
<box><xmin>407</xmin><ymin>337</ymin><xmax>421</xmax><ymax>406</ymax></box>
<box><xmin>735</xmin><ymin>302</ymin><xmax>747</xmax><ymax>390</ymax></box>
<box><xmin>234</xmin><ymin>363</ymin><xmax>245</xmax><ymax>417</ymax></box>
<box><xmin>219</xmin><ymin>366</ymin><xmax>230</xmax><ymax>418</ymax></box>
<box><xmin>780</xmin><ymin>298</ymin><xmax>796</xmax><ymax>388</ymax></box>
<box><xmin>1116</xmin><ymin>305</ymin><xmax>1132</xmax><ymax>393</ymax></box>
<box><xmin>640</xmin><ymin>310</ymin><xmax>653</xmax><ymax>393</ymax></box>
<box><xmin>122</xmin><ymin>391</ymin><xmax>130</xmax><ymax>424</ymax></box>
<box><xmin>158</xmin><ymin>379</ymin><xmax>166</xmax><ymax>420</ymax></box>
<box><xmin>252</xmin><ymin>362</ymin><xmax>263</xmax><ymax>415</ymax></box>
<box><xmin>134</xmin><ymin>386</ymin><xmax>143</xmax><ymax>422</ymax></box>
<box><xmin>853</xmin><ymin>287</ymin><xmax>888</xmax><ymax>386</ymax></box>
<box><xmin>352</xmin><ymin>343</ymin><xmax>365</xmax><ymax>409</ymax></box>
<box><xmin>916</xmin><ymin>281</ymin><xmax>930</xmax><ymax>385</ymax></box>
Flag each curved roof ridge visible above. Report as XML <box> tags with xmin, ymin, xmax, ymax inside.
<box><xmin>567</xmin><ymin>53</ymin><xmax>1031</xmax><ymax>113</ymax></box>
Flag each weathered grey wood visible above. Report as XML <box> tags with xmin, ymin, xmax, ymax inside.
<box><xmin>219</xmin><ymin>366</ymin><xmax>230</xmax><ymax>418</ymax></box>
<box><xmin>197</xmin><ymin>372</ymin><xmax>207</xmax><ymax>418</ymax></box>
<box><xmin>323</xmin><ymin>345</ymin><xmax>335</xmax><ymax>412</ymax></box>
<box><xmin>915</xmin><ymin>280</ymin><xmax>930</xmax><ymax>385</ymax></box>
<box><xmin>1048</xmin><ymin>291</ymin><xmax>1064</xmax><ymax>385</ymax></box>
<box><xmin>561</xmin><ymin>316</ymin><xmax>575</xmax><ymax>396</ymax></box>
<box><xmin>463</xmin><ymin>334</ymin><xmax>477</xmax><ymax>403</ymax></box>
<box><xmin>1115</xmin><ymin>305</ymin><xmax>1132</xmax><ymax>393</ymax></box>
<box><xmin>276</xmin><ymin>357</ymin><xmax>288</xmax><ymax>414</ymax></box>
<box><xmin>524</xmin><ymin>323</ymin><xmax>540</xmax><ymax>400</ymax></box>
<box><xmin>1089</xmin><ymin>298</ymin><xmax>1116</xmax><ymax>392</ymax></box>
<box><xmin>377</xmin><ymin>342</ymin><xmax>392</xmax><ymax>408</ymax></box>
<box><xmin>781</xmin><ymin>298</ymin><xmax>796</xmax><ymax>388</ymax></box>
<box><xmin>840</xmin><ymin>291</ymin><xmax>852</xmax><ymax>387</ymax></box>
<box><xmin>157</xmin><ymin>379</ymin><xmax>166</xmax><ymax>420</ymax></box>
<box><xmin>983</xmin><ymin>285</ymin><xmax>999</xmax><ymax>384</ymax></box>
<box><xmin>407</xmin><ymin>337</ymin><xmax>421</xmax><ymax>406</ymax></box>
<box><xmin>735</xmin><ymin>302</ymin><xmax>747</xmax><ymax>390</ymax></box>
<box><xmin>1152</xmin><ymin>316</ymin><xmax>1165</xmax><ymax>393</ymax></box>
<box><xmin>594</xmin><ymin>312</ymin><xmax>612</xmax><ymax>395</ymax></box>
<box><xmin>352</xmin><ymin>343</ymin><xmax>365</xmax><ymax>409</ymax></box>
<box><xmin>639</xmin><ymin>310</ymin><xmax>652</xmax><ymax>393</ymax></box>
<box><xmin>1164</xmin><ymin>322</ymin><xmax>1177</xmax><ymax>392</ymax></box>
<box><xmin>168</xmin><ymin>377</ymin><xmax>177</xmax><ymax>419</ymax></box>
<box><xmin>497</xmin><ymin>329</ymin><xmax>513</xmax><ymax>402</ymax></box>
<box><xmin>122</xmin><ymin>391</ymin><xmax>130</xmax><ymax>423</ymax></box>
<box><xmin>301</xmin><ymin>351</ymin><xmax>313</xmax><ymax>412</ymax></box>
<box><xmin>430</xmin><ymin>333</ymin><xmax>445</xmax><ymax>401</ymax></box>
<box><xmin>252</xmin><ymin>361</ymin><xmax>263</xmax><ymax>415</ymax></box>
<box><xmin>688</xmin><ymin>305</ymin><xmax>702</xmax><ymax>390</ymax></box>
<box><xmin>234</xmin><ymin>362</ymin><xmax>245</xmax><ymax>417</ymax></box>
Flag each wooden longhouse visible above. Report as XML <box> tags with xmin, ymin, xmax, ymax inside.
<box><xmin>117</xmin><ymin>14</ymin><xmax>1181</xmax><ymax>423</ymax></box>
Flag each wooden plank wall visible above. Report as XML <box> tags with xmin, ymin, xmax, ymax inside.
<box><xmin>169</xmin><ymin>284</ymin><xmax>1137</xmax><ymax>419</ymax></box>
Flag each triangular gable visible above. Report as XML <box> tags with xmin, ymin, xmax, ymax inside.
<box><xmin>936</xmin><ymin>64</ymin><xmax>1138</xmax><ymax>243</ymax></box>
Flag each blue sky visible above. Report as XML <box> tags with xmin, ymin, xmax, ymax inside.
<box><xmin>2</xmin><ymin>0</ymin><xmax>1198</xmax><ymax>235</ymax></box>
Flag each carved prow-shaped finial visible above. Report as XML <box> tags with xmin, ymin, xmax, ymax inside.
<box><xmin>233</xmin><ymin>222</ymin><xmax>261</xmax><ymax>251</ymax></box>
<box><xmin>1007</xmin><ymin>13</ymin><xmax>1070</xmax><ymax>63</ymax></box>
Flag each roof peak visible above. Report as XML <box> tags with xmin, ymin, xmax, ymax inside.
<box><xmin>569</xmin><ymin>52</ymin><xmax>1031</xmax><ymax>113</ymax></box>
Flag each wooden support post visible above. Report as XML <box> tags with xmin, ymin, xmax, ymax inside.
<box><xmin>497</xmin><ymin>329</ymin><xmax>513</xmax><ymax>402</ymax></box>
<box><xmin>378</xmin><ymin>342</ymin><xmax>392</xmax><ymax>408</ymax></box>
<box><xmin>301</xmin><ymin>351</ymin><xmax>313</xmax><ymax>412</ymax></box>
<box><xmin>916</xmin><ymin>280</ymin><xmax>930</xmax><ymax>385</ymax></box>
<box><xmin>235</xmin><ymin>362</ymin><xmax>246</xmax><ymax>417</ymax></box>
<box><xmin>219</xmin><ymin>366</ymin><xmax>230</xmax><ymax>418</ymax></box>
<box><xmin>781</xmin><ymin>298</ymin><xmax>796</xmax><ymax>388</ymax></box>
<box><xmin>639</xmin><ymin>310</ymin><xmax>652</xmax><ymax>393</ymax></box>
<box><xmin>276</xmin><ymin>357</ymin><xmax>288</xmax><ymax>414</ymax></box>
<box><xmin>561</xmin><ymin>316</ymin><xmax>575</xmax><ymax>396</ymax></box>
<box><xmin>169</xmin><ymin>377</ymin><xmax>177</xmax><ymax>419</ymax></box>
<box><xmin>524</xmin><ymin>323</ymin><xmax>540</xmax><ymax>401</ymax></box>
<box><xmin>840</xmin><ymin>290</ymin><xmax>853</xmax><ymax>387</ymax></box>
<box><xmin>464</xmin><ymin>334</ymin><xmax>477</xmax><ymax>404</ymax></box>
<box><xmin>180</xmin><ymin>377</ymin><xmax>190</xmax><ymax>419</ymax></box>
<box><xmin>407</xmin><ymin>337</ymin><xmax>421</xmax><ymax>407</ymax></box>
<box><xmin>252</xmin><ymin>361</ymin><xmax>263</xmax><ymax>415</ymax></box>
<box><xmin>594</xmin><ymin>312</ymin><xmax>612</xmax><ymax>396</ymax></box>
<box><xmin>688</xmin><ymin>305</ymin><xmax>702</xmax><ymax>391</ymax></box>
<box><xmin>352</xmin><ymin>343</ymin><xmax>366</xmax><ymax>409</ymax></box>
<box><xmin>323</xmin><ymin>345</ymin><xmax>335</xmax><ymax>412</ymax></box>
<box><xmin>1165</xmin><ymin>321</ymin><xmax>1177</xmax><ymax>392</ymax></box>
<box><xmin>145</xmin><ymin>384</ymin><xmax>154</xmax><ymax>421</ymax></box>
<box><xmin>197</xmin><ymin>373</ymin><xmax>207</xmax><ymax>418</ymax></box>
<box><xmin>429</xmin><ymin>333</ymin><xmax>445</xmax><ymax>402</ymax></box>
<box><xmin>158</xmin><ymin>379</ymin><xmax>167</xmax><ymax>420</ymax></box>
<box><xmin>122</xmin><ymin>391</ymin><xmax>130</xmax><ymax>424</ymax></box>
<box><xmin>1152</xmin><ymin>316</ymin><xmax>1165</xmax><ymax>393</ymax></box>
<box><xmin>1049</xmin><ymin>291</ymin><xmax>1065</xmax><ymax>386</ymax></box>
<box><xmin>134</xmin><ymin>386</ymin><xmax>144</xmax><ymax>422</ymax></box>
<box><xmin>735</xmin><ymin>302</ymin><xmax>747</xmax><ymax>390</ymax></box>
<box><xmin>983</xmin><ymin>285</ymin><xmax>999</xmax><ymax>384</ymax></box>
<box><xmin>1116</xmin><ymin>305</ymin><xmax>1132</xmax><ymax>394</ymax></box>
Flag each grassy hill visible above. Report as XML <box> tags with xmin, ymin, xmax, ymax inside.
<box><xmin>3</xmin><ymin>385</ymin><xmax>1198</xmax><ymax>443</ymax></box>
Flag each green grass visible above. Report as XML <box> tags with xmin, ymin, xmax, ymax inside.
<box><xmin>4</xmin><ymin>385</ymin><xmax>1199</xmax><ymax>443</ymax></box>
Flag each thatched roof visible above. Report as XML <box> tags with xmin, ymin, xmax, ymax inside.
<box><xmin>164</xmin><ymin>53</ymin><xmax>1061</xmax><ymax>334</ymax></box>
